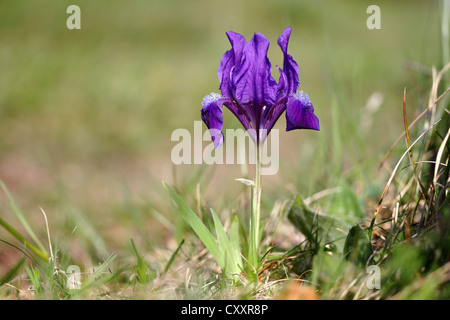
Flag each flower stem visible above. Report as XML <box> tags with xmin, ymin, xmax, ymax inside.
<box><xmin>248</xmin><ymin>141</ymin><xmax>262</xmax><ymax>279</ymax></box>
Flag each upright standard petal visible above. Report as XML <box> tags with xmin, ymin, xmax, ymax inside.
<box><xmin>277</xmin><ymin>27</ymin><xmax>300</xmax><ymax>96</ymax></box>
<box><xmin>285</xmin><ymin>91</ymin><xmax>320</xmax><ymax>131</ymax></box>
<box><xmin>201</xmin><ymin>93</ymin><xmax>225</xmax><ymax>148</ymax></box>
<box><xmin>232</xmin><ymin>33</ymin><xmax>278</xmax><ymax>111</ymax></box>
<box><xmin>218</xmin><ymin>31</ymin><xmax>247</xmax><ymax>98</ymax></box>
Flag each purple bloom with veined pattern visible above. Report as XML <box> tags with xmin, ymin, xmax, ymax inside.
<box><xmin>201</xmin><ymin>27</ymin><xmax>319</xmax><ymax>149</ymax></box>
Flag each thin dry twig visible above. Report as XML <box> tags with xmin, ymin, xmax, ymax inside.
<box><xmin>380</xmin><ymin>62</ymin><xmax>450</xmax><ymax>167</ymax></box>
<box><xmin>371</xmin><ymin>119</ymin><xmax>440</xmax><ymax>231</ymax></box>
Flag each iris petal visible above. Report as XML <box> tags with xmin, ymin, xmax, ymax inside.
<box><xmin>201</xmin><ymin>93</ymin><xmax>225</xmax><ymax>148</ymax></box>
<box><xmin>232</xmin><ymin>33</ymin><xmax>277</xmax><ymax>109</ymax></box>
<box><xmin>285</xmin><ymin>91</ymin><xmax>320</xmax><ymax>131</ymax></box>
<box><xmin>276</xmin><ymin>66</ymin><xmax>288</xmax><ymax>100</ymax></box>
<box><xmin>277</xmin><ymin>27</ymin><xmax>300</xmax><ymax>96</ymax></box>
<box><xmin>218</xmin><ymin>31</ymin><xmax>247</xmax><ymax>98</ymax></box>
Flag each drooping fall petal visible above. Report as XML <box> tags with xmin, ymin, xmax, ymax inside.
<box><xmin>201</xmin><ymin>93</ymin><xmax>225</xmax><ymax>148</ymax></box>
<box><xmin>285</xmin><ymin>91</ymin><xmax>320</xmax><ymax>131</ymax></box>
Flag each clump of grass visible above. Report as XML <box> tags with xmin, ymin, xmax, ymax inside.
<box><xmin>0</xmin><ymin>182</ymin><xmax>123</xmax><ymax>299</ymax></box>
<box><xmin>283</xmin><ymin>60</ymin><xmax>450</xmax><ymax>300</ymax></box>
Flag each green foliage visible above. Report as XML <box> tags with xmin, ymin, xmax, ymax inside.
<box><xmin>210</xmin><ymin>209</ymin><xmax>243</xmax><ymax>276</ymax></box>
<box><xmin>130</xmin><ymin>239</ymin><xmax>155</xmax><ymax>284</ymax></box>
<box><xmin>343</xmin><ymin>224</ymin><xmax>373</xmax><ymax>267</ymax></box>
<box><xmin>287</xmin><ymin>195</ymin><xmax>350</xmax><ymax>254</ymax></box>
<box><xmin>163</xmin><ymin>182</ymin><xmax>243</xmax><ymax>279</ymax></box>
<box><xmin>163</xmin><ymin>182</ymin><xmax>224</xmax><ymax>269</ymax></box>
<box><xmin>0</xmin><ymin>258</ymin><xmax>24</xmax><ymax>285</ymax></box>
<box><xmin>24</xmin><ymin>265</ymin><xmax>43</xmax><ymax>295</ymax></box>
<box><xmin>327</xmin><ymin>182</ymin><xmax>365</xmax><ymax>224</ymax></box>
<box><xmin>0</xmin><ymin>180</ymin><xmax>49</xmax><ymax>261</ymax></box>
<box><xmin>79</xmin><ymin>253</ymin><xmax>117</xmax><ymax>291</ymax></box>
<box><xmin>381</xmin><ymin>246</ymin><xmax>424</xmax><ymax>297</ymax></box>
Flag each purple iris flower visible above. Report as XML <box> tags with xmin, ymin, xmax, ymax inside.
<box><xmin>201</xmin><ymin>27</ymin><xmax>320</xmax><ymax>149</ymax></box>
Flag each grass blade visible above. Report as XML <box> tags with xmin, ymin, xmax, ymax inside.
<box><xmin>163</xmin><ymin>239</ymin><xmax>184</xmax><ymax>274</ymax></box>
<box><xmin>0</xmin><ymin>257</ymin><xmax>25</xmax><ymax>285</ymax></box>
<box><xmin>379</xmin><ymin>63</ymin><xmax>450</xmax><ymax>167</ymax></box>
<box><xmin>0</xmin><ymin>180</ymin><xmax>48</xmax><ymax>256</ymax></box>
<box><xmin>163</xmin><ymin>181</ymin><xmax>224</xmax><ymax>269</ymax></box>
<box><xmin>81</xmin><ymin>253</ymin><xmax>117</xmax><ymax>289</ymax></box>
<box><xmin>24</xmin><ymin>264</ymin><xmax>42</xmax><ymax>294</ymax></box>
<box><xmin>370</xmin><ymin>119</ymin><xmax>441</xmax><ymax>234</ymax></box>
<box><xmin>433</xmin><ymin>128</ymin><xmax>450</xmax><ymax>187</ymax></box>
<box><xmin>130</xmin><ymin>238</ymin><xmax>154</xmax><ymax>284</ymax></box>
<box><xmin>0</xmin><ymin>216</ymin><xmax>49</xmax><ymax>261</ymax></box>
<box><xmin>403</xmin><ymin>88</ymin><xmax>428</xmax><ymax>201</ymax></box>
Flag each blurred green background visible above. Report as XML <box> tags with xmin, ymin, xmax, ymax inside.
<box><xmin>0</xmin><ymin>0</ymin><xmax>444</xmax><ymax>265</ymax></box>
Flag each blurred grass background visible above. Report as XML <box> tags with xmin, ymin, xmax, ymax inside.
<box><xmin>0</xmin><ymin>0</ymin><xmax>445</xmax><ymax>289</ymax></box>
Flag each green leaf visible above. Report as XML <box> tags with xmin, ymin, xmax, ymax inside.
<box><xmin>287</xmin><ymin>195</ymin><xmax>350</xmax><ymax>253</ymax></box>
<box><xmin>130</xmin><ymin>238</ymin><xmax>155</xmax><ymax>283</ymax></box>
<box><xmin>326</xmin><ymin>182</ymin><xmax>365</xmax><ymax>224</ymax></box>
<box><xmin>163</xmin><ymin>182</ymin><xmax>224</xmax><ymax>269</ymax></box>
<box><xmin>210</xmin><ymin>209</ymin><xmax>232</xmax><ymax>272</ymax></box>
<box><xmin>210</xmin><ymin>209</ymin><xmax>242</xmax><ymax>275</ymax></box>
<box><xmin>230</xmin><ymin>215</ymin><xmax>243</xmax><ymax>270</ymax></box>
<box><xmin>343</xmin><ymin>224</ymin><xmax>373</xmax><ymax>267</ymax></box>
